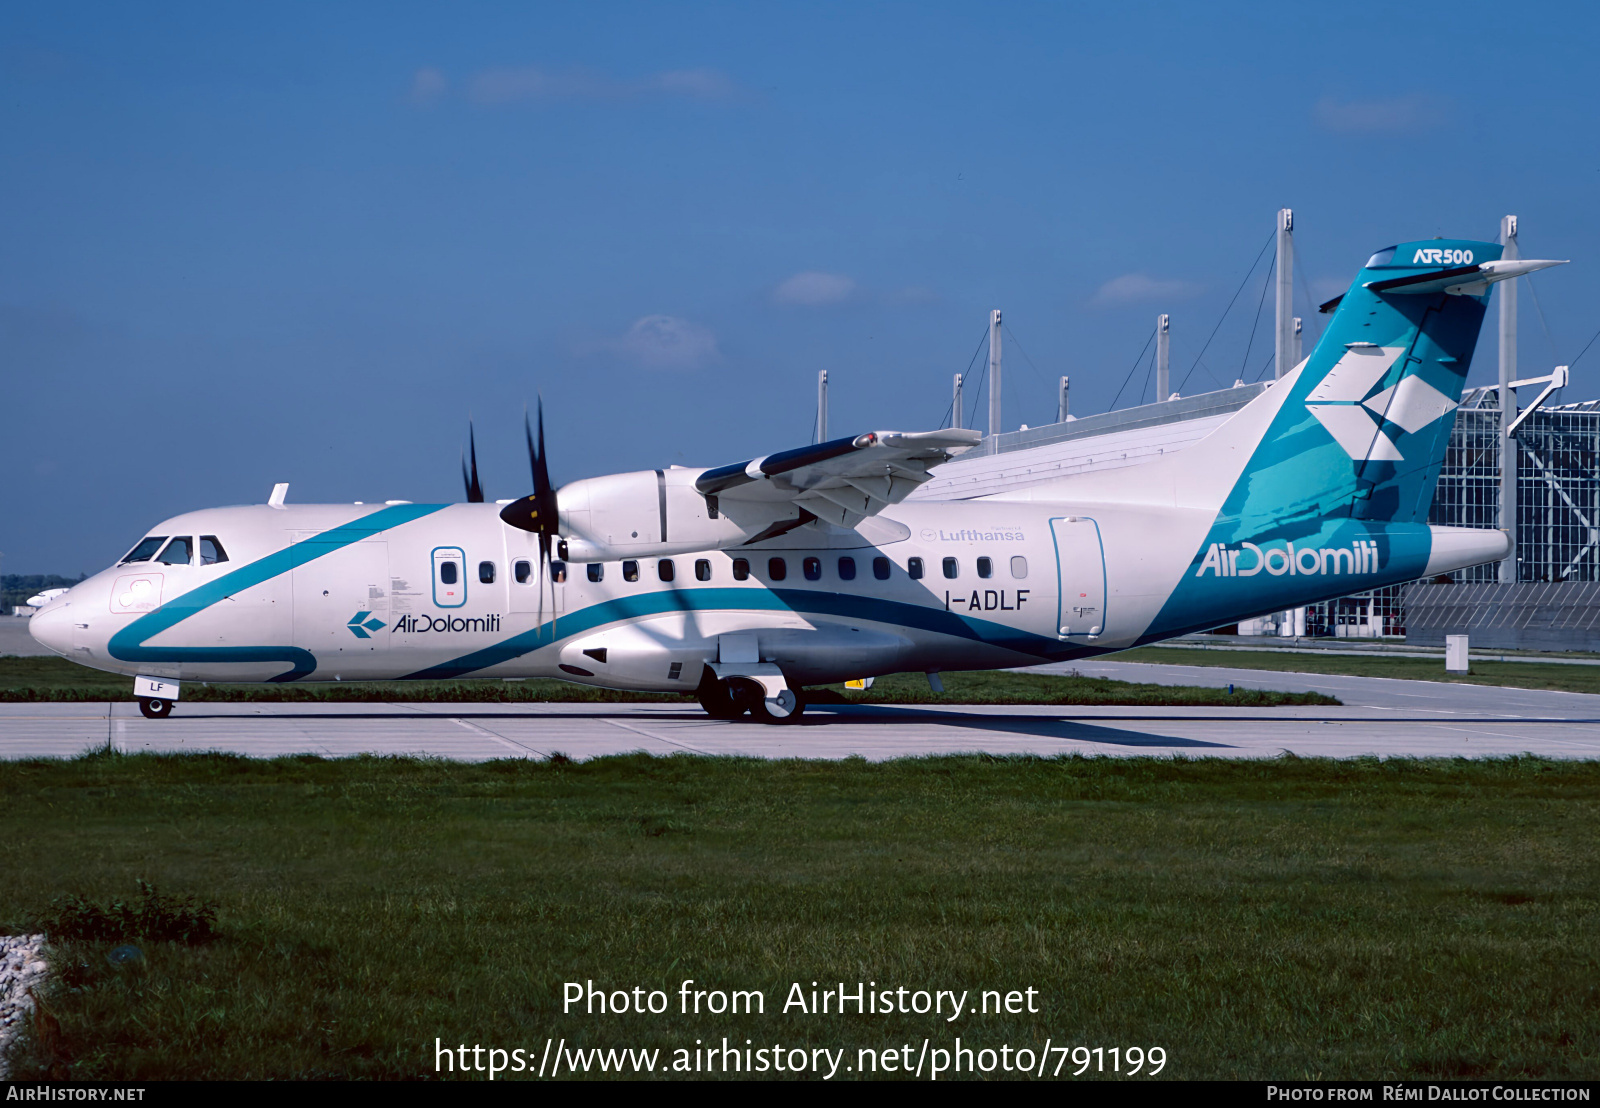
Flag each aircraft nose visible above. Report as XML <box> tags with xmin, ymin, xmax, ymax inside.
<box><xmin>28</xmin><ymin>602</ymin><xmax>74</xmax><ymax>656</ymax></box>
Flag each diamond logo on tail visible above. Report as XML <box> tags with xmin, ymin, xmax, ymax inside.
<box><xmin>1305</xmin><ymin>345</ymin><xmax>1457</xmax><ymax>462</ymax></box>
<box><xmin>347</xmin><ymin>611</ymin><xmax>387</xmax><ymax>638</ymax></box>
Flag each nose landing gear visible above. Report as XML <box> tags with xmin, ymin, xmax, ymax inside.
<box><xmin>133</xmin><ymin>676</ymin><xmax>179</xmax><ymax>720</ymax></box>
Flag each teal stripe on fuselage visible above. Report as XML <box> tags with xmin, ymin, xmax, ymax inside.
<box><xmin>401</xmin><ymin>585</ymin><xmax>1062</xmax><ymax>681</ymax></box>
<box><xmin>108</xmin><ymin>503</ymin><xmax>447</xmax><ymax>682</ymax></box>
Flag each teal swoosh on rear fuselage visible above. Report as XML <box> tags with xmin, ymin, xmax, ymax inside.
<box><xmin>401</xmin><ymin>586</ymin><xmax>1063</xmax><ymax>681</ymax></box>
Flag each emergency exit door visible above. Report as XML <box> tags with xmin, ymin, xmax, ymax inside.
<box><xmin>1050</xmin><ymin>517</ymin><xmax>1106</xmax><ymax>640</ymax></box>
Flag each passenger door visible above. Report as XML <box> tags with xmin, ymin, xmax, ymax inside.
<box><xmin>1050</xmin><ymin>516</ymin><xmax>1106</xmax><ymax>640</ymax></box>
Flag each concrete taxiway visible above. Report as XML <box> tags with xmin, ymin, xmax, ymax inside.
<box><xmin>2</xmin><ymin>662</ymin><xmax>1596</xmax><ymax>762</ymax></box>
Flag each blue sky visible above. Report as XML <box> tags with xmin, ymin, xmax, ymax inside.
<box><xmin>5</xmin><ymin>1</ymin><xmax>1598</xmax><ymax>572</ymax></box>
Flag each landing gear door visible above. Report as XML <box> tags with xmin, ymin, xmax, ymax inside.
<box><xmin>1050</xmin><ymin>516</ymin><xmax>1106</xmax><ymax>640</ymax></box>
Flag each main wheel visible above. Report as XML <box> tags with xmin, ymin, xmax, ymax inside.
<box><xmin>696</xmin><ymin>675</ymin><xmax>748</xmax><ymax>719</ymax></box>
<box><xmin>749</xmin><ymin>688</ymin><xmax>804</xmax><ymax>725</ymax></box>
<box><xmin>138</xmin><ymin>697</ymin><xmax>172</xmax><ymax>720</ymax></box>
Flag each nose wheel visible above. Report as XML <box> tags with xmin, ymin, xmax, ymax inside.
<box><xmin>138</xmin><ymin>697</ymin><xmax>173</xmax><ymax>720</ymax></box>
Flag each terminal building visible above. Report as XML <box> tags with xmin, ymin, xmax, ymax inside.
<box><xmin>907</xmin><ymin>211</ymin><xmax>1600</xmax><ymax>651</ymax></box>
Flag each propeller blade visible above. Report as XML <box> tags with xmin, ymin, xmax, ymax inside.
<box><xmin>499</xmin><ymin>400</ymin><xmax>560</xmax><ymax>541</ymax></box>
<box><xmin>462</xmin><ymin>421</ymin><xmax>484</xmax><ymax>503</ymax></box>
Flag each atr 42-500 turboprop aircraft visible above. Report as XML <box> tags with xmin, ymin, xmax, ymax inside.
<box><xmin>32</xmin><ymin>238</ymin><xmax>1564</xmax><ymax>721</ymax></box>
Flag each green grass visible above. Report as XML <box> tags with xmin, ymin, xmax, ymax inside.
<box><xmin>3</xmin><ymin>753</ymin><xmax>1597</xmax><ymax>1080</ymax></box>
<box><xmin>1116</xmin><ymin>646</ymin><xmax>1600</xmax><ymax>695</ymax></box>
<box><xmin>0</xmin><ymin>655</ymin><xmax>1336</xmax><ymax>707</ymax></box>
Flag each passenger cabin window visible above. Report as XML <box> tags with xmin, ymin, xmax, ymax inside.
<box><xmin>658</xmin><ymin>559</ymin><xmax>675</xmax><ymax>582</ymax></box>
<box><xmin>587</xmin><ymin>564</ymin><xmax>604</xmax><ymax>583</ymax></box>
<box><xmin>479</xmin><ymin>561</ymin><xmax>496</xmax><ymax>584</ymax></box>
<box><xmin>157</xmin><ymin>537</ymin><xmax>193</xmax><ymax>566</ymax></box>
<box><xmin>199</xmin><ymin>536</ymin><xmax>228</xmax><ymax>565</ymax></box>
<box><xmin>623</xmin><ymin>560</ymin><xmax>640</xmax><ymax>582</ymax></box>
<box><xmin>768</xmin><ymin>557</ymin><xmax>787</xmax><ymax>581</ymax></box>
<box><xmin>803</xmin><ymin>557</ymin><xmax>821</xmax><ymax>581</ymax></box>
<box><xmin>433</xmin><ymin>547</ymin><xmax>466</xmax><ymax>607</ymax></box>
<box><xmin>551</xmin><ymin>561</ymin><xmax>567</xmax><ymax>583</ymax></box>
<box><xmin>515</xmin><ymin>560</ymin><xmax>532</xmax><ymax>584</ymax></box>
<box><xmin>1011</xmin><ymin>556</ymin><xmax>1028</xmax><ymax>579</ymax></box>
<box><xmin>977</xmin><ymin>557</ymin><xmax>993</xmax><ymax>579</ymax></box>
<box><xmin>907</xmin><ymin>557</ymin><xmax>923</xmax><ymax>580</ymax></box>
<box><xmin>732</xmin><ymin>558</ymin><xmax>750</xmax><ymax>581</ymax></box>
<box><xmin>942</xmin><ymin>557</ymin><xmax>959</xmax><ymax>579</ymax></box>
<box><xmin>873</xmin><ymin>557</ymin><xmax>891</xmax><ymax>581</ymax></box>
<box><xmin>122</xmin><ymin>536</ymin><xmax>167</xmax><ymax>564</ymax></box>
<box><xmin>838</xmin><ymin>557</ymin><xmax>856</xmax><ymax>581</ymax></box>
<box><xmin>695</xmin><ymin>559</ymin><xmax>712</xmax><ymax>581</ymax></box>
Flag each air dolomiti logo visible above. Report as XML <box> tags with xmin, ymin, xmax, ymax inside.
<box><xmin>1194</xmin><ymin>539</ymin><xmax>1381</xmax><ymax>578</ymax></box>
<box><xmin>392</xmin><ymin>613</ymin><xmax>503</xmax><ymax>634</ymax></box>
<box><xmin>1305</xmin><ymin>346</ymin><xmax>1458</xmax><ymax>464</ymax></box>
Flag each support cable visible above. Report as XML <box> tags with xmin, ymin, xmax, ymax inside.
<box><xmin>1240</xmin><ymin>252</ymin><xmax>1276</xmax><ymax>378</ymax></box>
<box><xmin>1003</xmin><ymin>322</ymin><xmax>1052</xmax><ymax>427</ymax></box>
<box><xmin>1177</xmin><ymin>228</ymin><xmax>1275</xmax><ymax>393</ymax></box>
<box><xmin>934</xmin><ymin>327</ymin><xmax>990</xmax><ymax>430</ymax></box>
<box><xmin>1524</xmin><ymin>274</ymin><xmax>1563</xmax><ymax>366</ymax></box>
<box><xmin>1138</xmin><ymin>330</ymin><xmax>1159</xmax><ymax>404</ymax></box>
<box><xmin>1567</xmin><ymin>322</ymin><xmax>1600</xmax><ymax>371</ymax></box>
<box><xmin>1108</xmin><ymin>326</ymin><xmax>1158</xmax><ymax>412</ymax></box>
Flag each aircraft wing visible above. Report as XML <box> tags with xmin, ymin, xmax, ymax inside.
<box><xmin>694</xmin><ymin>429</ymin><xmax>982</xmax><ymax>531</ymax></box>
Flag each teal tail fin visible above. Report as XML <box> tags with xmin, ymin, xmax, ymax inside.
<box><xmin>1236</xmin><ymin>237</ymin><xmax>1511</xmax><ymax>529</ymax></box>
<box><xmin>1142</xmin><ymin>238</ymin><xmax>1564</xmax><ymax>641</ymax></box>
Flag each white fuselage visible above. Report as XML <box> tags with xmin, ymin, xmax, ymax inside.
<box><xmin>28</xmin><ymin>490</ymin><xmax>1453</xmax><ymax>692</ymax></box>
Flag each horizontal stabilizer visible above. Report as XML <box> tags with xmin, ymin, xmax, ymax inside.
<box><xmin>1367</xmin><ymin>258</ymin><xmax>1567</xmax><ymax>297</ymax></box>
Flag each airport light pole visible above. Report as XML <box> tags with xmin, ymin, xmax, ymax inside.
<box><xmin>817</xmin><ymin>369</ymin><xmax>828</xmax><ymax>443</ymax></box>
<box><xmin>988</xmin><ymin>309</ymin><xmax>1002</xmax><ymax>439</ymax></box>
<box><xmin>1058</xmin><ymin>376</ymin><xmax>1070</xmax><ymax>423</ymax></box>
<box><xmin>952</xmin><ymin>373</ymin><xmax>964</xmax><ymax>430</ymax></box>
<box><xmin>1275</xmin><ymin>208</ymin><xmax>1294</xmax><ymax>379</ymax></box>
<box><xmin>1156</xmin><ymin>314</ymin><xmax>1170</xmax><ymax>401</ymax></box>
<box><xmin>1499</xmin><ymin>214</ymin><xmax>1519</xmax><ymax>584</ymax></box>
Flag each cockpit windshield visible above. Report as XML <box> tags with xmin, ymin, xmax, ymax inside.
<box><xmin>120</xmin><ymin>536</ymin><xmax>168</xmax><ymax>564</ymax></box>
<box><xmin>156</xmin><ymin>537</ymin><xmax>193</xmax><ymax>566</ymax></box>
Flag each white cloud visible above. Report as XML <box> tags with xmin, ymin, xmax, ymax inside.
<box><xmin>888</xmin><ymin>285</ymin><xmax>940</xmax><ymax>305</ymax></box>
<box><xmin>467</xmin><ymin>65</ymin><xmax>738</xmax><ymax>106</ymax></box>
<box><xmin>410</xmin><ymin>67</ymin><xmax>447</xmax><ymax>104</ymax></box>
<box><xmin>772</xmin><ymin>271</ymin><xmax>856</xmax><ymax>306</ymax></box>
<box><xmin>594</xmin><ymin>315</ymin><xmax>720</xmax><ymax>370</ymax></box>
<box><xmin>1313</xmin><ymin>94</ymin><xmax>1446</xmax><ymax>134</ymax></box>
<box><xmin>1090</xmin><ymin>273</ymin><xmax>1203</xmax><ymax>308</ymax></box>
<box><xmin>651</xmin><ymin>68</ymin><xmax>736</xmax><ymax>99</ymax></box>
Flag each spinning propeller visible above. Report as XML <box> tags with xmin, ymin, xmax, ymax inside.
<box><xmin>496</xmin><ymin>400</ymin><xmax>562</xmax><ymax>627</ymax></box>
<box><xmin>461</xmin><ymin>420</ymin><xmax>484</xmax><ymax>503</ymax></box>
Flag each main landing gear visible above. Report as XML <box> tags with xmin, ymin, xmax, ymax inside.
<box><xmin>696</xmin><ymin>671</ymin><xmax>804</xmax><ymax>724</ymax></box>
<box><xmin>138</xmin><ymin>697</ymin><xmax>173</xmax><ymax>720</ymax></box>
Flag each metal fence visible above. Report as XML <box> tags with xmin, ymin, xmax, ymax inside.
<box><xmin>1305</xmin><ymin>388</ymin><xmax>1600</xmax><ymax>636</ymax></box>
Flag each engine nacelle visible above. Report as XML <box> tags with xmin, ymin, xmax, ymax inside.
<box><xmin>557</xmin><ymin>468</ymin><xmax>800</xmax><ymax>560</ymax></box>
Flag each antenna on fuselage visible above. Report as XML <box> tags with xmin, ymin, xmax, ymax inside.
<box><xmin>268</xmin><ymin>483</ymin><xmax>289</xmax><ymax>509</ymax></box>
